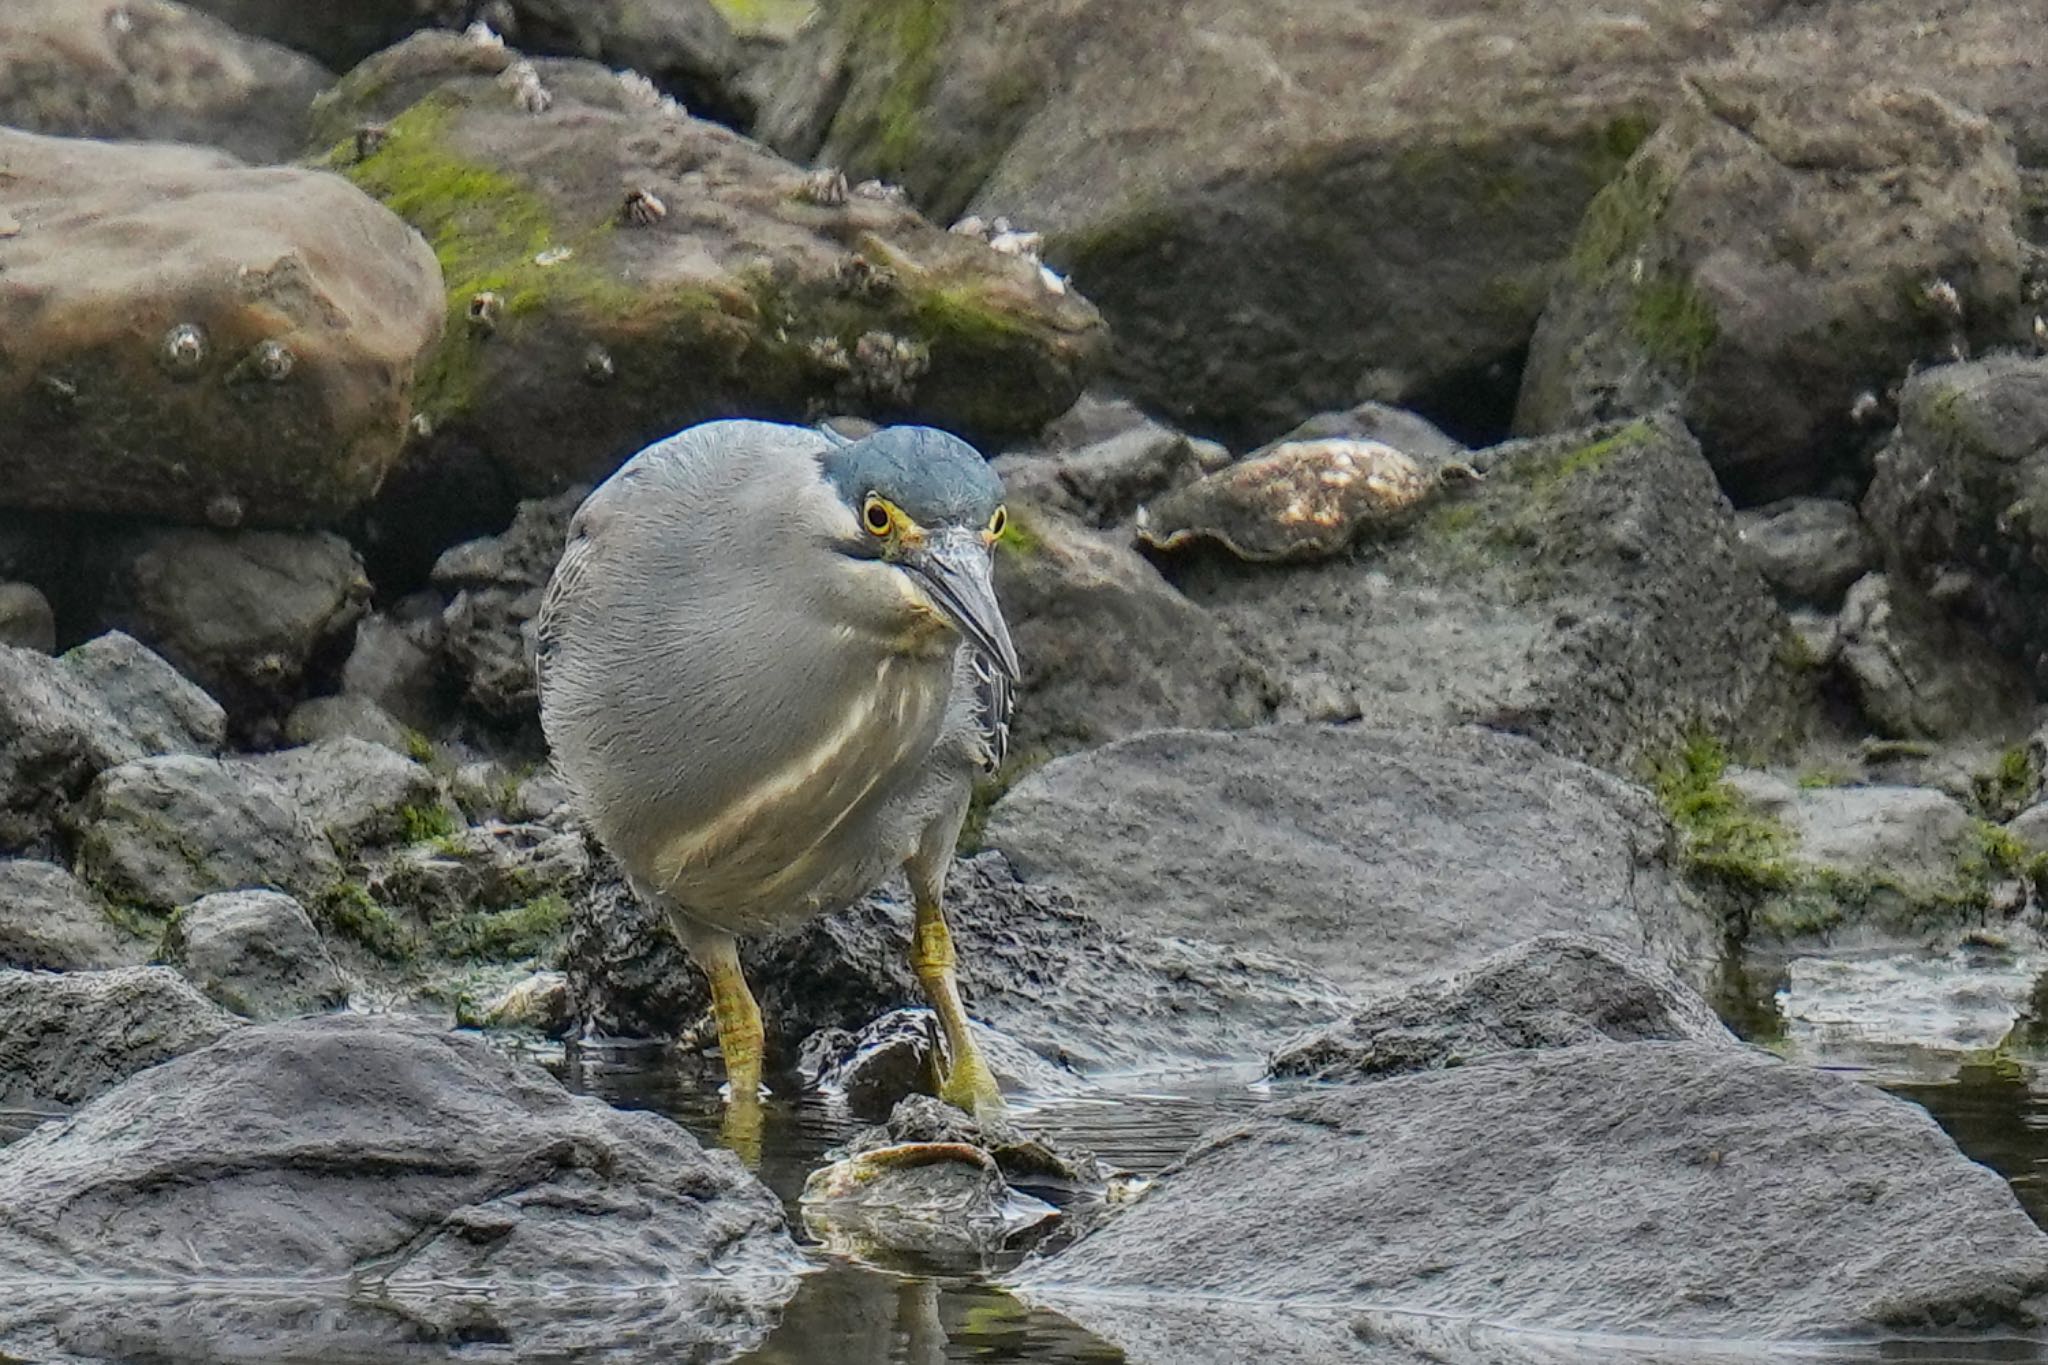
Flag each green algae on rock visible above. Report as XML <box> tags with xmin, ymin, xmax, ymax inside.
<box><xmin>315</xmin><ymin>32</ymin><xmax>1103</xmax><ymax>498</ymax></box>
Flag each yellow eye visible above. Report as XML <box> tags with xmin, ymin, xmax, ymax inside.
<box><xmin>862</xmin><ymin>495</ymin><xmax>894</xmax><ymax>536</ymax></box>
<box><xmin>988</xmin><ymin>506</ymin><xmax>1008</xmax><ymax>538</ymax></box>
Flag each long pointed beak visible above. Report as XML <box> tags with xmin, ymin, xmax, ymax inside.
<box><xmin>907</xmin><ymin>528</ymin><xmax>1019</xmax><ymax>681</ymax></box>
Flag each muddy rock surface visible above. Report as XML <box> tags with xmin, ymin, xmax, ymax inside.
<box><xmin>1012</xmin><ymin>1042</ymin><xmax>2048</xmax><ymax>1363</ymax></box>
<box><xmin>986</xmin><ymin>724</ymin><xmax>1717</xmax><ymax>997</ymax></box>
<box><xmin>0</xmin><ymin>130</ymin><xmax>445</xmax><ymax>527</ymax></box>
<box><xmin>0</xmin><ymin>1016</ymin><xmax>804</xmax><ymax>1362</ymax></box>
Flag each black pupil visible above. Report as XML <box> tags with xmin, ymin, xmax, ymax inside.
<box><xmin>866</xmin><ymin>503</ymin><xmax>889</xmax><ymax>531</ymax></box>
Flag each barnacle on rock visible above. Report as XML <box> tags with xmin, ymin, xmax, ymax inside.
<box><xmin>836</xmin><ymin>254</ymin><xmax>896</xmax><ymax>299</ymax></box>
<box><xmin>852</xmin><ymin>179</ymin><xmax>907</xmax><ymax>205</ymax></box>
<box><xmin>501</xmin><ymin>59</ymin><xmax>550</xmax><ymax>114</ymax></box>
<box><xmin>467</xmin><ymin>291</ymin><xmax>503</xmax><ymax>333</ymax></box>
<box><xmin>463</xmin><ymin>19</ymin><xmax>504</xmax><ymax>48</ymax></box>
<box><xmin>620</xmin><ymin>188</ymin><xmax>667</xmax><ymax>226</ymax></box>
<box><xmin>949</xmin><ymin>215</ymin><xmax>988</xmax><ymax>240</ymax></box>
<box><xmin>353</xmin><ymin>124</ymin><xmax>389</xmax><ymax>161</ymax></box>
<box><xmin>804</xmin><ymin>336</ymin><xmax>852</xmax><ymax>373</ymax></box>
<box><xmin>205</xmin><ymin>493</ymin><xmax>245</xmax><ymax>529</ymax></box>
<box><xmin>616</xmin><ymin>70</ymin><xmax>687</xmax><ymax>120</ymax></box>
<box><xmin>583</xmin><ymin>344</ymin><xmax>615</xmax><ymax>385</ymax></box>
<box><xmin>846</xmin><ymin>332</ymin><xmax>930</xmax><ymax>406</ymax></box>
<box><xmin>798</xmin><ymin>168</ymin><xmax>849</xmax><ymax>207</ymax></box>
<box><xmin>159</xmin><ymin>323</ymin><xmax>208</xmax><ymax>378</ymax></box>
<box><xmin>252</xmin><ymin>339</ymin><xmax>295</xmax><ymax>383</ymax></box>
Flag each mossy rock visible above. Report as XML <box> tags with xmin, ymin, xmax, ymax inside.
<box><xmin>312</xmin><ymin>33</ymin><xmax>1103</xmax><ymax>498</ymax></box>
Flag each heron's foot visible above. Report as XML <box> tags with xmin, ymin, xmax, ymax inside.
<box><xmin>938</xmin><ymin>1045</ymin><xmax>1007</xmax><ymax>1124</ymax></box>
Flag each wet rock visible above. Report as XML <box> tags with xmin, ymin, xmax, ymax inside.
<box><xmin>994</xmin><ymin>507</ymin><xmax>1278</xmax><ymax>757</ymax></box>
<box><xmin>0</xmin><ymin>860</ymin><xmax>147</xmax><ymax>972</ymax></box>
<box><xmin>1164</xmin><ymin>416</ymin><xmax>1806</xmax><ymax>773</ymax></box>
<box><xmin>0</xmin><ymin>966</ymin><xmax>239</xmax><ymax>1116</ymax></box>
<box><xmin>565</xmin><ymin>851</ymin><xmax>1349</xmax><ymax>1073</ymax></box>
<box><xmin>1262</xmin><ymin>400</ymin><xmax>1471</xmax><ymax>468</ymax></box>
<box><xmin>0</xmin><ymin>130</ymin><xmax>443</xmax><ymax>527</ymax></box>
<box><xmin>431</xmin><ymin>488</ymin><xmax>579</xmax><ymax>722</ymax></box>
<box><xmin>1835</xmin><ymin>573</ymin><xmax>2032</xmax><ymax>741</ymax></box>
<box><xmin>80</xmin><ymin>528</ymin><xmax>371</xmax><ymax>727</ymax></box>
<box><xmin>761</xmin><ymin>0</ymin><xmax>1768</xmax><ymax>445</ymax></box>
<box><xmin>1781</xmin><ymin>944</ymin><xmax>2042</xmax><ymax>1064</ymax></box>
<box><xmin>0</xmin><ymin>633</ymin><xmax>225</xmax><ymax>854</ymax></box>
<box><xmin>862</xmin><ymin>1094</ymin><xmax>1104</xmax><ymax>1189</ymax></box>
<box><xmin>1011</xmin><ymin>1043</ymin><xmax>2048</xmax><ymax>1362</ymax></box>
<box><xmin>340</xmin><ymin>592</ymin><xmax>450</xmax><ymax>731</ymax></box>
<box><xmin>0</xmin><ymin>584</ymin><xmax>55</xmax><ymax>654</ymax></box>
<box><xmin>992</xmin><ymin>420</ymin><xmax>1222</xmax><ymax>529</ymax></box>
<box><xmin>1270</xmin><ymin>933</ymin><xmax>1732</xmax><ymax>1082</ymax></box>
<box><xmin>313</xmin><ymin>33</ymin><xmax>1101</xmax><ymax>503</ymax></box>
<box><xmin>0</xmin><ymin>1015</ymin><xmax>802</xmax><ymax>1361</ymax></box>
<box><xmin>802</xmin><ymin>1134</ymin><xmax>1056</xmax><ymax>1266</ymax></box>
<box><xmin>0</xmin><ymin>0</ymin><xmax>333</xmax><ymax>164</ymax></box>
<box><xmin>1734</xmin><ymin>499</ymin><xmax>1877</xmax><ymax>609</ymax></box>
<box><xmin>164</xmin><ymin>889</ymin><xmax>346</xmax><ymax>1021</ymax></box>
<box><xmin>457</xmin><ymin>969</ymin><xmax>572</xmax><ymax>1033</ymax></box>
<box><xmin>248</xmin><ymin>737</ymin><xmax>447</xmax><ymax>852</ymax></box>
<box><xmin>986</xmin><ymin>725</ymin><xmax>1718</xmax><ymax>998</ymax></box>
<box><xmin>1519</xmin><ymin>74</ymin><xmax>2022</xmax><ymax>502</ymax></box>
<box><xmin>800</xmin><ymin>1008</ymin><xmax>1091</xmax><ymax>1119</ymax></box>
<box><xmin>72</xmin><ymin>754</ymin><xmax>341</xmax><ymax>913</ymax></box>
<box><xmin>282</xmin><ymin>693</ymin><xmax>415</xmax><ymax>755</ymax></box>
<box><xmin>1864</xmin><ymin>356</ymin><xmax>2048</xmax><ymax>693</ymax></box>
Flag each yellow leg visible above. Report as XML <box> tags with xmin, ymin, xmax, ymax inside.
<box><xmin>690</xmin><ymin>930</ymin><xmax>765</xmax><ymax>1164</ymax></box>
<box><xmin>911</xmin><ymin>895</ymin><xmax>1005</xmax><ymax>1121</ymax></box>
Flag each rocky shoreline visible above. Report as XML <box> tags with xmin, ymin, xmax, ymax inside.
<box><xmin>10</xmin><ymin>0</ymin><xmax>2048</xmax><ymax>1361</ymax></box>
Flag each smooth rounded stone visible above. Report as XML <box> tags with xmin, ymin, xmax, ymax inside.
<box><xmin>0</xmin><ymin>966</ymin><xmax>239</xmax><ymax>1116</ymax></box>
<box><xmin>1734</xmin><ymin>498</ymin><xmax>1877</xmax><ymax>609</ymax></box>
<box><xmin>165</xmin><ymin>890</ymin><xmax>346</xmax><ymax>1022</ymax></box>
<box><xmin>0</xmin><ymin>129</ymin><xmax>443</xmax><ymax>526</ymax></box>
<box><xmin>430</xmin><ymin>488</ymin><xmax>582</xmax><ymax>721</ymax></box>
<box><xmin>0</xmin><ymin>632</ymin><xmax>224</xmax><ymax>853</ymax></box>
<box><xmin>0</xmin><ymin>0</ymin><xmax>333</xmax><ymax>164</ymax></box>
<box><xmin>997</xmin><ymin>505</ymin><xmax>1279</xmax><ymax>756</ymax></box>
<box><xmin>1519</xmin><ymin>73</ymin><xmax>2022</xmax><ymax>503</ymax></box>
<box><xmin>0</xmin><ymin>1016</ymin><xmax>803</xmax><ymax>1362</ymax></box>
<box><xmin>72</xmin><ymin>754</ymin><xmax>341</xmax><ymax>914</ymax></box>
<box><xmin>1836</xmin><ymin>573</ymin><xmax>2032</xmax><ymax>741</ymax></box>
<box><xmin>565</xmin><ymin>851</ymin><xmax>1351</xmax><ymax>1074</ymax></box>
<box><xmin>0</xmin><ymin>859</ymin><xmax>147</xmax><ymax>972</ymax></box>
<box><xmin>0</xmin><ymin>583</ymin><xmax>55</xmax><ymax>654</ymax></box>
<box><xmin>799</xmin><ymin>1008</ymin><xmax>1092</xmax><ymax>1119</ymax></box>
<box><xmin>761</xmin><ymin>0</ymin><xmax>1770</xmax><ymax>445</ymax></box>
<box><xmin>992</xmin><ymin>422</ymin><xmax>1219</xmax><ymax>529</ymax></box>
<box><xmin>801</xmin><ymin>1139</ymin><xmax>1056</xmax><ymax>1268</ymax></box>
<box><xmin>340</xmin><ymin>592</ymin><xmax>450</xmax><ymax>732</ymax></box>
<box><xmin>311</xmin><ymin>33</ymin><xmax>1102</xmax><ymax>507</ymax></box>
<box><xmin>456</xmin><ymin>969</ymin><xmax>572</xmax><ymax>1033</ymax></box>
<box><xmin>985</xmin><ymin>725</ymin><xmax>1719</xmax><ymax>998</ymax></box>
<box><xmin>246</xmin><ymin>737</ymin><xmax>447</xmax><ymax>852</ymax></box>
<box><xmin>1164</xmin><ymin>416</ymin><xmax>1808</xmax><ymax>774</ymax></box>
<box><xmin>282</xmin><ymin>692</ymin><xmax>413</xmax><ymax>755</ymax></box>
<box><xmin>81</xmin><ymin>528</ymin><xmax>371</xmax><ymax>724</ymax></box>
<box><xmin>1778</xmin><ymin>784</ymin><xmax>1979</xmax><ymax>887</ymax></box>
<box><xmin>1009</xmin><ymin>1043</ymin><xmax>2048</xmax><ymax>1363</ymax></box>
<box><xmin>1269</xmin><ymin>933</ymin><xmax>1732</xmax><ymax>1083</ymax></box>
<box><xmin>1864</xmin><ymin>357</ymin><xmax>2048</xmax><ymax>692</ymax></box>
<box><xmin>2010</xmin><ymin>802</ymin><xmax>2048</xmax><ymax>857</ymax></box>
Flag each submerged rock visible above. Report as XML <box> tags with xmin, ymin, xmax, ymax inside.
<box><xmin>1012</xmin><ymin>1043</ymin><xmax>2048</xmax><ymax>1362</ymax></box>
<box><xmin>0</xmin><ymin>129</ymin><xmax>444</xmax><ymax>526</ymax></box>
<box><xmin>1269</xmin><ymin>933</ymin><xmax>1732</xmax><ymax>1082</ymax></box>
<box><xmin>801</xmin><ymin>1136</ymin><xmax>1055</xmax><ymax>1267</ymax></box>
<box><xmin>985</xmin><ymin>725</ymin><xmax>1718</xmax><ymax>998</ymax></box>
<box><xmin>0</xmin><ymin>859</ymin><xmax>147</xmax><ymax>972</ymax></box>
<box><xmin>0</xmin><ymin>966</ymin><xmax>239</xmax><ymax>1118</ymax></box>
<box><xmin>0</xmin><ymin>1016</ymin><xmax>803</xmax><ymax>1361</ymax></box>
<box><xmin>164</xmin><ymin>890</ymin><xmax>347</xmax><ymax>1021</ymax></box>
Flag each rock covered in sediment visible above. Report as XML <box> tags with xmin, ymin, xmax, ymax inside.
<box><xmin>0</xmin><ymin>860</ymin><xmax>148</xmax><ymax>972</ymax></box>
<box><xmin>0</xmin><ymin>1015</ymin><xmax>803</xmax><ymax>1361</ymax></box>
<box><xmin>0</xmin><ymin>129</ymin><xmax>444</xmax><ymax>527</ymax></box>
<box><xmin>164</xmin><ymin>889</ymin><xmax>348</xmax><ymax>1021</ymax></box>
<box><xmin>311</xmin><ymin>31</ymin><xmax>1102</xmax><ymax>504</ymax></box>
<box><xmin>247</xmin><ymin>737</ymin><xmax>448</xmax><ymax>852</ymax></box>
<box><xmin>986</xmin><ymin>725</ymin><xmax>1718</xmax><ymax>999</ymax></box>
<box><xmin>1517</xmin><ymin>71</ymin><xmax>2023</xmax><ymax>502</ymax></box>
<box><xmin>1011</xmin><ymin>1043</ymin><xmax>2048</xmax><ymax>1363</ymax></box>
<box><xmin>1160</xmin><ymin>415</ymin><xmax>1807</xmax><ymax>771</ymax></box>
<box><xmin>0</xmin><ymin>633</ymin><xmax>225</xmax><ymax>854</ymax></box>
<box><xmin>0</xmin><ymin>966</ymin><xmax>239</xmax><ymax>1118</ymax></box>
<box><xmin>0</xmin><ymin>0</ymin><xmax>334</xmax><ymax>164</ymax></box>
<box><xmin>1269</xmin><ymin>933</ymin><xmax>1733</xmax><ymax>1082</ymax></box>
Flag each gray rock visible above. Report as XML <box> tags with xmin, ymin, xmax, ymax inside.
<box><xmin>986</xmin><ymin>725</ymin><xmax>1718</xmax><ymax>998</ymax></box>
<box><xmin>1778</xmin><ymin>784</ymin><xmax>1979</xmax><ymax>887</ymax></box>
<box><xmin>1735</xmin><ymin>499</ymin><xmax>1877</xmax><ymax>609</ymax></box>
<box><xmin>1166</xmin><ymin>415</ymin><xmax>1807</xmax><ymax>774</ymax></box>
<box><xmin>1259</xmin><ymin>400</ymin><xmax>1470</xmax><ymax>469</ymax></box>
<box><xmin>1011</xmin><ymin>1043</ymin><xmax>2048</xmax><ymax>1362</ymax></box>
<box><xmin>0</xmin><ymin>966</ymin><xmax>238</xmax><ymax>1117</ymax></box>
<box><xmin>0</xmin><ymin>129</ymin><xmax>445</xmax><ymax>527</ymax></box>
<box><xmin>0</xmin><ymin>632</ymin><xmax>224</xmax><ymax>854</ymax></box>
<box><xmin>801</xmin><ymin>1133</ymin><xmax>1054</xmax><ymax>1267</ymax></box>
<box><xmin>1836</xmin><ymin>573</ymin><xmax>2032</xmax><ymax>741</ymax></box>
<box><xmin>72</xmin><ymin>754</ymin><xmax>341</xmax><ymax>913</ymax></box>
<box><xmin>81</xmin><ymin>528</ymin><xmax>371</xmax><ymax>727</ymax></box>
<box><xmin>0</xmin><ymin>1016</ymin><xmax>803</xmax><ymax>1361</ymax></box>
<box><xmin>340</xmin><ymin>592</ymin><xmax>449</xmax><ymax>732</ymax></box>
<box><xmin>0</xmin><ymin>859</ymin><xmax>147</xmax><ymax>972</ymax></box>
<box><xmin>247</xmin><ymin>736</ymin><xmax>447</xmax><ymax>852</ymax></box>
<box><xmin>431</xmin><ymin>488</ymin><xmax>581</xmax><ymax>722</ymax></box>
<box><xmin>800</xmin><ymin>1008</ymin><xmax>1091</xmax><ymax>1119</ymax></box>
<box><xmin>994</xmin><ymin>506</ymin><xmax>1279</xmax><ymax>757</ymax></box>
<box><xmin>456</xmin><ymin>969</ymin><xmax>572</xmax><ymax>1034</ymax></box>
<box><xmin>482</xmin><ymin>0</ymin><xmax>745</xmax><ymax>123</ymax></box>
<box><xmin>0</xmin><ymin>583</ymin><xmax>54</xmax><ymax>653</ymax></box>
<box><xmin>1269</xmin><ymin>933</ymin><xmax>1732</xmax><ymax>1082</ymax></box>
<box><xmin>367</xmin><ymin>819</ymin><xmax>589</xmax><ymax>928</ymax></box>
<box><xmin>840</xmin><ymin>1094</ymin><xmax>1104</xmax><ymax>1191</ymax></box>
<box><xmin>1518</xmin><ymin>73</ymin><xmax>2022</xmax><ymax>502</ymax></box>
<box><xmin>565</xmin><ymin>850</ymin><xmax>1349</xmax><ymax>1074</ymax></box>
<box><xmin>176</xmin><ymin>0</ymin><xmax>423</xmax><ymax>70</ymax></box>
<box><xmin>282</xmin><ymin>693</ymin><xmax>414</xmax><ymax>755</ymax></box>
<box><xmin>164</xmin><ymin>890</ymin><xmax>346</xmax><ymax>1021</ymax></box>
<box><xmin>993</xmin><ymin>423</ymin><xmax>1218</xmax><ymax>529</ymax></box>
<box><xmin>0</xmin><ymin>0</ymin><xmax>334</xmax><ymax>164</ymax></box>
<box><xmin>2009</xmin><ymin>802</ymin><xmax>2048</xmax><ymax>857</ymax></box>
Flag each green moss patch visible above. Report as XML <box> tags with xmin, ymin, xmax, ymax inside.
<box><xmin>1628</xmin><ymin>273</ymin><xmax>1718</xmax><ymax>373</ymax></box>
<box><xmin>315</xmin><ymin>881</ymin><xmax>419</xmax><ymax>963</ymax></box>
<box><xmin>429</xmin><ymin>893</ymin><xmax>571</xmax><ymax>963</ymax></box>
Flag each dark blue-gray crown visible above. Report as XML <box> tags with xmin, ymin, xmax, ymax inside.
<box><xmin>818</xmin><ymin>425</ymin><xmax>1003</xmax><ymax>527</ymax></box>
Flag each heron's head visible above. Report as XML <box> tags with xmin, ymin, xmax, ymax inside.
<box><xmin>818</xmin><ymin>425</ymin><xmax>1018</xmax><ymax>680</ymax></box>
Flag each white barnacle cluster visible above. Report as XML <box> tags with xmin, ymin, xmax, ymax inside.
<box><xmin>501</xmin><ymin>58</ymin><xmax>551</xmax><ymax>114</ymax></box>
<box><xmin>798</xmin><ymin>168</ymin><xmax>850</xmax><ymax>207</ymax></box>
<box><xmin>159</xmin><ymin>323</ymin><xmax>207</xmax><ymax>378</ymax></box>
<box><xmin>615</xmin><ymin>69</ymin><xmax>687</xmax><ymax>121</ymax></box>
<box><xmin>462</xmin><ymin>19</ymin><xmax>504</xmax><ymax>48</ymax></box>
<box><xmin>950</xmin><ymin>214</ymin><xmax>1068</xmax><ymax>295</ymax></box>
<box><xmin>851</xmin><ymin>179</ymin><xmax>908</xmax><ymax>205</ymax></box>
